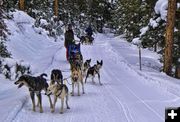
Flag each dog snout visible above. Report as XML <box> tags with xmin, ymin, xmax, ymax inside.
<box><xmin>45</xmin><ymin>89</ymin><xmax>52</xmax><ymax>96</ymax></box>
<box><xmin>73</xmin><ymin>77</ymin><xmax>78</xmax><ymax>81</ymax></box>
<box><xmin>14</xmin><ymin>80</ymin><xmax>19</xmax><ymax>85</ymax></box>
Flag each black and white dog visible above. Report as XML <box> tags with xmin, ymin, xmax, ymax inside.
<box><xmin>82</xmin><ymin>59</ymin><xmax>91</xmax><ymax>77</ymax></box>
<box><xmin>14</xmin><ymin>73</ymin><xmax>53</xmax><ymax>113</ymax></box>
<box><xmin>48</xmin><ymin>69</ymin><xmax>70</xmax><ymax>113</ymax></box>
<box><xmin>85</xmin><ymin>60</ymin><xmax>103</xmax><ymax>85</ymax></box>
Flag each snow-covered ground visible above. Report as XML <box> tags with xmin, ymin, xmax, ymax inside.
<box><xmin>1</xmin><ymin>11</ymin><xmax>180</xmax><ymax>122</ymax></box>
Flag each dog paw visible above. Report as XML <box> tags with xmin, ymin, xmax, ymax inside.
<box><xmin>51</xmin><ymin>109</ymin><xmax>55</xmax><ymax>113</ymax></box>
<box><xmin>83</xmin><ymin>92</ymin><xmax>85</xmax><ymax>94</ymax></box>
<box><xmin>60</xmin><ymin>111</ymin><xmax>63</xmax><ymax>114</ymax></box>
<box><xmin>32</xmin><ymin>108</ymin><xmax>36</xmax><ymax>112</ymax></box>
<box><xmin>67</xmin><ymin>106</ymin><xmax>70</xmax><ymax>109</ymax></box>
<box><xmin>71</xmin><ymin>92</ymin><xmax>74</xmax><ymax>96</ymax></box>
<box><xmin>100</xmin><ymin>83</ymin><xmax>103</xmax><ymax>86</ymax></box>
<box><xmin>40</xmin><ymin>110</ymin><xmax>43</xmax><ymax>113</ymax></box>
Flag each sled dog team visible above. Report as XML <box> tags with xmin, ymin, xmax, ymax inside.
<box><xmin>14</xmin><ymin>59</ymin><xmax>103</xmax><ymax>114</ymax></box>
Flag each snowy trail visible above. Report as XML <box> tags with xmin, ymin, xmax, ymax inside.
<box><xmin>12</xmin><ymin>41</ymin><xmax>129</xmax><ymax>122</ymax></box>
<box><xmin>80</xmin><ymin>35</ymin><xmax>180</xmax><ymax>122</ymax></box>
<box><xmin>10</xmin><ymin>34</ymin><xmax>180</xmax><ymax>122</ymax></box>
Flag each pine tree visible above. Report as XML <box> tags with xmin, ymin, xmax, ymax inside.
<box><xmin>112</xmin><ymin>0</ymin><xmax>153</xmax><ymax>41</ymax></box>
<box><xmin>0</xmin><ymin>4</ymin><xmax>11</xmax><ymax>58</ymax></box>
<box><xmin>87</xmin><ymin>0</ymin><xmax>113</xmax><ymax>32</ymax></box>
<box><xmin>141</xmin><ymin>17</ymin><xmax>166</xmax><ymax>51</ymax></box>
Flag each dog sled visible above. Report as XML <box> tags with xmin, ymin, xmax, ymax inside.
<box><xmin>68</xmin><ymin>43</ymin><xmax>83</xmax><ymax>65</ymax></box>
<box><xmin>80</xmin><ymin>35</ymin><xmax>94</xmax><ymax>45</ymax></box>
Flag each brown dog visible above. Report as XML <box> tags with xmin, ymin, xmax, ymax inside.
<box><xmin>71</xmin><ymin>65</ymin><xmax>85</xmax><ymax>96</ymax></box>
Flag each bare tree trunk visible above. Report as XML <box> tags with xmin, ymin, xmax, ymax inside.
<box><xmin>19</xmin><ymin>0</ymin><xmax>25</xmax><ymax>10</ymax></box>
<box><xmin>164</xmin><ymin>0</ymin><xmax>176</xmax><ymax>75</ymax></box>
<box><xmin>54</xmin><ymin>0</ymin><xmax>58</xmax><ymax>16</ymax></box>
<box><xmin>175</xmin><ymin>65</ymin><xmax>180</xmax><ymax>78</ymax></box>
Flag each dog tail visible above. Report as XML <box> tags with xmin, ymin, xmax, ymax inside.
<box><xmin>40</xmin><ymin>73</ymin><xmax>48</xmax><ymax>78</ymax></box>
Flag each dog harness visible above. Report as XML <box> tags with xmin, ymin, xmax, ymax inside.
<box><xmin>55</xmin><ymin>85</ymin><xmax>64</xmax><ymax>97</ymax></box>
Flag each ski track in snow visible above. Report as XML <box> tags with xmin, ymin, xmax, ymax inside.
<box><xmin>91</xmin><ymin>43</ymin><xmax>161</xmax><ymax>121</ymax></box>
<box><xmin>99</xmin><ymin>39</ymin><xmax>164</xmax><ymax>120</ymax></box>
<box><xmin>85</xmin><ymin>45</ymin><xmax>133</xmax><ymax>122</ymax></box>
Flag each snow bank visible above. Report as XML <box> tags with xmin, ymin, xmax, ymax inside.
<box><xmin>12</xmin><ymin>10</ymin><xmax>35</xmax><ymax>24</ymax></box>
<box><xmin>106</xmin><ymin>34</ymin><xmax>180</xmax><ymax>98</ymax></box>
<box><xmin>0</xmin><ymin>75</ymin><xmax>28</xmax><ymax>122</ymax></box>
<box><xmin>5</xmin><ymin>10</ymin><xmax>55</xmax><ymax>63</ymax></box>
<box><xmin>1</xmin><ymin>58</ymin><xmax>31</xmax><ymax>80</ymax></box>
<box><xmin>0</xmin><ymin>10</ymin><xmax>58</xmax><ymax>122</ymax></box>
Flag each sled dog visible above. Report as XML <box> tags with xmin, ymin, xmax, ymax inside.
<box><xmin>46</xmin><ymin>84</ymin><xmax>70</xmax><ymax>114</ymax></box>
<box><xmin>82</xmin><ymin>59</ymin><xmax>91</xmax><ymax>77</ymax></box>
<box><xmin>50</xmin><ymin>69</ymin><xmax>63</xmax><ymax>85</ymax></box>
<box><xmin>14</xmin><ymin>73</ymin><xmax>53</xmax><ymax>113</ymax></box>
<box><xmin>85</xmin><ymin>60</ymin><xmax>103</xmax><ymax>85</ymax></box>
<box><xmin>71</xmin><ymin>65</ymin><xmax>85</xmax><ymax>96</ymax></box>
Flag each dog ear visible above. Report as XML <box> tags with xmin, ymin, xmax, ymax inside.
<box><xmin>97</xmin><ymin>60</ymin><xmax>99</xmax><ymax>64</ymax></box>
<box><xmin>89</xmin><ymin>59</ymin><xmax>91</xmax><ymax>62</ymax></box>
<box><xmin>75</xmin><ymin>67</ymin><xmax>77</xmax><ymax>71</ymax></box>
<box><xmin>101</xmin><ymin>60</ymin><xmax>103</xmax><ymax>65</ymax></box>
